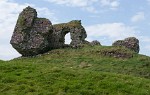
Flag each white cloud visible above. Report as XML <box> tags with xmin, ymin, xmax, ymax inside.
<box><xmin>0</xmin><ymin>0</ymin><xmax>27</xmax><ymax>60</ymax></box>
<box><xmin>36</xmin><ymin>8</ymin><xmax>58</xmax><ymax>24</ymax></box>
<box><xmin>65</xmin><ymin>23</ymin><xmax>139</xmax><ymax>46</ymax></box>
<box><xmin>144</xmin><ymin>45</ymin><xmax>150</xmax><ymax>51</ymax></box>
<box><xmin>0</xmin><ymin>44</ymin><xmax>21</xmax><ymax>60</ymax></box>
<box><xmin>0</xmin><ymin>0</ymin><xmax>57</xmax><ymax>60</ymax></box>
<box><xmin>83</xmin><ymin>6</ymin><xmax>98</xmax><ymax>13</ymax></box>
<box><xmin>139</xmin><ymin>36</ymin><xmax>150</xmax><ymax>43</ymax></box>
<box><xmin>100</xmin><ymin>0</ymin><xmax>120</xmax><ymax>10</ymax></box>
<box><xmin>85</xmin><ymin>23</ymin><xmax>138</xmax><ymax>44</ymax></box>
<box><xmin>44</xmin><ymin>0</ymin><xmax>120</xmax><ymax>13</ymax></box>
<box><xmin>137</xmin><ymin>35</ymin><xmax>150</xmax><ymax>56</ymax></box>
<box><xmin>45</xmin><ymin>0</ymin><xmax>96</xmax><ymax>7</ymax></box>
<box><xmin>140</xmin><ymin>36</ymin><xmax>150</xmax><ymax>53</ymax></box>
<box><xmin>45</xmin><ymin>0</ymin><xmax>98</xmax><ymax>13</ymax></box>
<box><xmin>131</xmin><ymin>12</ymin><xmax>145</xmax><ymax>23</ymax></box>
<box><xmin>84</xmin><ymin>23</ymin><xmax>150</xmax><ymax>56</ymax></box>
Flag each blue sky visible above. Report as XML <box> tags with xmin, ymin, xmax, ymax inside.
<box><xmin>0</xmin><ymin>0</ymin><xmax>150</xmax><ymax>60</ymax></box>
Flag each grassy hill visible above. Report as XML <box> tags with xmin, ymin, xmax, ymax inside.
<box><xmin>0</xmin><ymin>45</ymin><xmax>150</xmax><ymax>95</ymax></box>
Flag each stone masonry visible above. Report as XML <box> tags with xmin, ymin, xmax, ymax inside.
<box><xmin>10</xmin><ymin>6</ymin><xmax>88</xmax><ymax>56</ymax></box>
<box><xmin>10</xmin><ymin>6</ymin><xmax>140</xmax><ymax>57</ymax></box>
<box><xmin>112</xmin><ymin>37</ymin><xmax>140</xmax><ymax>53</ymax></box>
<box><xmin>50</xmin><ymin>20</ymin><xmax>87</xmax><ymax>49</ymax></box>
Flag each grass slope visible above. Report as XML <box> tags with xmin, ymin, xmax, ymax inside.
<box><xmin>0</xmin><ymin>45</ymin><xmax>150</xmax><ymax>95</ymax></box>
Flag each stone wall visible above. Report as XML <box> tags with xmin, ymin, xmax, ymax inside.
<box><xmin>10</xmin><ymin>6</ymin><xmax>88</xmax><ymax>56</ymax></box>
<box><xmin>10</xmin><ymin>6</ymin><xmax>140</xmax><ymax>57</ymax></box>
<box><xmin>50</xmin><ymin>20</ymin><xmax>87</xmax><ymax>49</ymax></box>
<box><xmin>112</xmin><ymin>37</ymin><xmax>140</xmax><ymax>53</ymax></box>
<box><xmin>10</xmin><ymin>6</ymin><xmax>53</xmax><ymax>56</ymax></box>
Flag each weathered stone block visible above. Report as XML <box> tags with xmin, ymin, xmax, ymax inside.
<box><xmin>10</xmin><ymin>6</ymin><xmax>53</xmax><ymax>56</ymax></box>
<box><xmin>10</xmin><ymin>6</ymin><xmax>89</xmax><ymax>56</ymax></box>
<box><xmin>90</xmin><ymin>40</ymin><xmax>101</xmax><ymax>46</ymax></box>
<box><xmin>112</xmin><ymin>37</ymin><xmax>140</xmax><ymax>53</ymax></box>
<box><xmin>51</xmin><ymin>20</ymin><xmax>88</xmax><ymax>48</ymax></box>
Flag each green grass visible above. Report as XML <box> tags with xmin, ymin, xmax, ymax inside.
<box><xmin>0</xmin><ymin>45</ymin><xmax>150</xmax><ymax>95</ymax></box>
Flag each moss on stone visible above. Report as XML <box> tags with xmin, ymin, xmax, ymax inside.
<box><xmin>67</xmin><ymin>23</ymin><xmax>82</xmax><ymax>28</ymax></box>
<box><xmin>53</xmin><ymin>20</ymin><xmax>82</xmax><ymax>30</ymax></box>
<box><xmin>99</xmin><ymin>46</ymin><xmax>135</xmax><ymax>59</ymax></box>
<box><xmin>68</xmin><ymin>20</ymin><xmax>81</xmax><ymax>24</ymax></box>
<box><xmin>18</xmin><ymin>16</ymin><xmax>26</xmax><ymax>26</ymax></box>
<box><xmin>112</xmin><ymin>40</ymin><xmax>124</xmax><ymax>46</ymax></box>
<box><xmin>35</xmin><ymin>18</ymin><xmax>48</xmax><ymax>21</ymax></box>
<box><xmin>53</xmin><ymin>23</ymin><xmax>67</xmax><ymax>30</ymax></box>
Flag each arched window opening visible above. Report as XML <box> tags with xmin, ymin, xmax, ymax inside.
<box><xmin>65</xmin><ymin>33</ymin><xmax>71</xmax><ymax>44</ymax></box>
